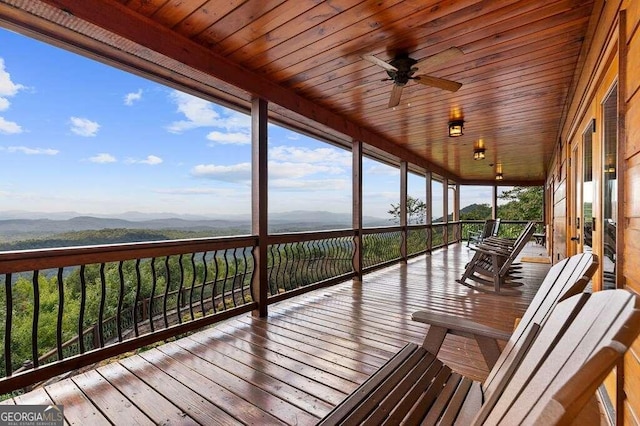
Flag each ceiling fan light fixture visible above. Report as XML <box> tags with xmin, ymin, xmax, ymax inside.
<box><xmin>473</xmin><ymin>139</ymin><xmax>485</xmax><ymax>160</ymax></box>
<box><xmin>449</xmin><ymin>120</ymin><xmax>464</xmax><ymax>137</ymax></box>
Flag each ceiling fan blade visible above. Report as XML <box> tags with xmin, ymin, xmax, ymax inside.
<box><xmin>388</xmin><ymin>84</ymin><xmax>403</xmax><ymax>108</ymax></box>
<box><xmin>414</xmin><ymin>75</ymin><xmax>462</xmax><ymax>92</ymax></box>
<box><xmin>413</xmin><ymin>47</ymin><xmax>463</xmax><ymax>72</ymax></box>
<box><xmin>362</xmin><ymin>54</ymin><xmax>397</xmax><ymax>72</ymax></box>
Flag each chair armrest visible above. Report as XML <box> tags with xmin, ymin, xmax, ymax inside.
<box><xmin>472</xmin><ymin>244</ymin><xmax>512</xmax><ymax>257</ymax></box>
<box><xmin>412</xmin><ymin>311</ymin><xmax>512</xmax><ymax>341</ymax></box>
<box><xmin>413</xmin><ymin>311</ymin><xmax>511</xmax><ymax>369</ymax></box>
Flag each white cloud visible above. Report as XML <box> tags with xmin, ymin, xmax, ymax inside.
<box><xmin>189</xmin><ymin>145</ymin><xmax>349</xmax><ymax>185</ymax></box>
<box><xmin>367</xmin><ymin>164</ymin><xmax>399</xmax><ymax>176</ymax></box>
<box><xmin>70</xmin><ymin>116</ymin><xmax>100</xmax><ymax>137</ymax></box>
<box><xmin>269</xmin><ymin>161</ymin><xmax>344</xmax><ymax>179</ymax></box>
<box><xmin>5</xmin><ymin>146</ymin><xmax>58</xmax><ymax>155</ymax></box>
<box><xmin>270</xmin><ymin>178</ymin><xmax>349</xmax><ymax>191</ymax></box>
<box><xmin>220</xmin><ymin>109</ymin><xmax>251</xmax><ymax>132</ymax></box>
<box><xmin>166</xmin><ymin>90</ymin><xmax>250</xmax><ymax>134</ymax></box>
<box><xmin>89</xmin><ymin>153</ymin><xmax>116</xmax><ymax>163</ymax></box>
<box><xmin>0</xmin><ymin>116</ymin><xmax>22</xmax><ymax>134</ymax></box>
<box><xmin>270</xmin><ymin>145</ymin><xmax>351</xmax><ymax>167</ymax></box>
<box><xmin>206</xmin><ymin>131</ymin><xmax>250</xmax><ymax>145</ymax></box>
<box><xmin>125</xmin><ymin>154</ymin><xmax>163</xmax><ymax>165</ymax></box>
<box><xmin>264</xmin><ymin>146</ymin><xmax>351</xmax><ymax>185</ymax></box>
<box><xmin>191</xmin><ymin>162</ymin><xmax>251</xmax><ymax>183</ymax></box>
<box><xmin>154</xmin><ymin>187</ymin><xmax>220</xmax><ymax>195</ymax></box>
<box><xmin>0</xmin><ymin>58</ymin><xmax>24</xmax><ymax>108</ymax></box>
<box><xmin>124</xmin><ymin>89</ymin><xmax>142</xmax><ymax>106</ymax></box>
<box><xmin>139</xmin><ymin>155</ymin><xmax>163</xmax><ymax>165</ymax></box>
<box><xmin>0</xmin><ymin>58</ymin><xmax>25</xmax><ymax>133</ymax></box>
<box><xmin>167</xmin><ymin>91</ymin><xmax>220</xmax><ymax>133</ymax></box>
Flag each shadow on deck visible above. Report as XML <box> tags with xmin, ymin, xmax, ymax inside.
<box><xmin>2</xmin><ymin>243</ymin><xmax>551</xmax><ymax>425</ymax></box>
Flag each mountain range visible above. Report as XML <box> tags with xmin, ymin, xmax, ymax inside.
<box><xmin>0</xmin><ymin>210</ymin><xmax>390</xmax><ymax>243</ymax></box>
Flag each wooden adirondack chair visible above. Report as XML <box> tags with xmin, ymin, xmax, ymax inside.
<box><xmin>414</xmin><ymin>252</ymin><xmax>598</xmax><ymax>369</ymax></box>
<box><xmin>458</xmin><ymin>222</ymin><xmax>536</xmax><ymax>294</ymax></box>
<box><xmin>467</xmin><ymin>219</ymin><xmax>495</xmax><ymax>247</ymax></box>
<box><xmin>319</xmin><ymin>288</ymin><xmax>640</xmax><ymax>425</ymax></box>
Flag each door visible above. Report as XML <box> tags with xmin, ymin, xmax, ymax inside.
<box><xmin>601</xmin><ymin>82</ymin><xmax>617</xmax><ymax>290</ymax></box>
<box><xmin>569</xmin><ymin>142</ymin><xmax>582</xmax><ymax>255</ymax></box>
<box><xmin>582</xmin><ymin>119</ymin><xmax>595</xmax><ymax>254</ymax></box>
<box><xmin>569</xmin><ymin>116</ymin><xmax>595</xmax><ymax>257</ymax></box>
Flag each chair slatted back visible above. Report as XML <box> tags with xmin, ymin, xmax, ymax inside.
<box><xmin>480</xmin><ymin>219</ymin><xmax>496</xmax><ymax>238</ymax></box>
<box><xmin>476</xmin><ymin>289</ymin><xmax>640</xmax><ymax>424</ymax></box>
<box><xmin>496</xmin><ymin>222</ymin><xmax>536</xmax><ymax>276</ymax></box>
<box><xmin>482</xmin><ymin>253</ymin><xmax>598</xmax><ymax>399</ymax></box>
<box><xmin>491</xmin><ymin>218</ymin><xmax>501</xmax><ymax>237</ymax></box>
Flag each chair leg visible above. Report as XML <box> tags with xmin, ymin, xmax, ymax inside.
<box><xmin>492</xmin><ymin>253</ymin><xmax>501</xmax><ymax>293</ymax></box>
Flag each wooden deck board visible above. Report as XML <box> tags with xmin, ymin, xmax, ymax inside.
<box><xmin>71</xmin><ymin>370</ymin><xmax>154</xmax><ymax>425</ymax></box>
<box><xmin>97</xmin><ymin>362</ymin><xmax>198</xmax><ymax>426</ymax></box>
<box><xmin>3</xmin><ymin>243</ymin><xmax>550</xmax><ymax>425</ymax></box>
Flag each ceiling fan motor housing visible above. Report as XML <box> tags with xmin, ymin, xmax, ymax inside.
<box><xmin>387</xmin><ymin>56</ymin><xmax>418</xmax><ymax>85</ymax></box>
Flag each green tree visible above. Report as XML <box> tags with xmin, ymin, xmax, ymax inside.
<box><xmin>497</xmin><ymin>186</ymin><xmax>543</xmax><ymax>220</ymax></box>
<box><xmin>459</xmin><ymin>203</ymin><xmax>492</xmax><ymax>220</ymax></box>
<box><xmin>388</xmin><ymin>196</ymin><xmax>427</xmax><ymax>224</ymax></box>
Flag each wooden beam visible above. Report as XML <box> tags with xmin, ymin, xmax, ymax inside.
<box><xmin>251</xmin><ymin>97</ymin><xmax>268</xmax><ymax>318</ymax></box>
<box><xmin>26</xmin><ymin>0</ymin><xmax>456</xmax><ymax>181</ymax></box>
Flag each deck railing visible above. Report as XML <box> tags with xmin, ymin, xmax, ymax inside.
<box><xmin>0</xmin><ymin>236</ymin><xmax>258</xmax><ymax>394</ymax></box>
<box><xmin>0</xmin><ymin>223</ymin><xmax>462</xmax><ymax>395</ymax></box>
<box><xmin>460</xmin><ymin>220</ymin><xmax>544</xmax><ymax>242</ymax></box>
<box><xmin>266</xmin><ymin>229</ymin><xmax>356</xmax><ymax>301</ymax></box>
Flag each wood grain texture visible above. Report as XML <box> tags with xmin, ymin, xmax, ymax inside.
<box><xmin>627</xmin><ymin>29</ymin><xmax>640</xmax><ymax>102</ymax></box>
<box><xmin>1</xmin><ymin>0</ymin><xmax>595</xmax><ymax>183</ymax></box>
<box><xmin>625</xmin><ymin>6</ymin><xmax>640</xmax><ymax>416</ymax></box>
<box><xmin>2</xmin><ymin>244</ymin><xmax>551</xmax><ymax>424</ymax></box>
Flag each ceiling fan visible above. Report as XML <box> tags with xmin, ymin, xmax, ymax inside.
<box><xmin>362</xmin><ymin>47</ymin><xmax>464</xmax><ymax>108</ymax></box>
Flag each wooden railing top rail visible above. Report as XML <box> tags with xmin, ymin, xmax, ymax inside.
<box><xmin>267</xmin><ymin>229</ymin><xmax>356</xmax><ymax>244</ymax></box>
<box><xmin>362</xmin><ymin>226</ymin><xmax>402</xmax><ymax>234</ymax></box>
<box><xmin>0</xmin><ymin>235</ymin><xmax>259</xmax><ymax>274</ymax></box>
<box><xmin>461</xmin><ymin>219</ymin><xmax>543</xmax><ymax>224</ymax></box>
<box><xmin>406</xmin><ymin>224</ymin><xmax>428</xmax><ymax>229</ymax></box>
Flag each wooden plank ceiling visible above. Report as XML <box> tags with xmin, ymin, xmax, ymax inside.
<box><xmin>0</xmin><ymin>0</ymin><xmax>595</xmax><ymax>183</ymax></box>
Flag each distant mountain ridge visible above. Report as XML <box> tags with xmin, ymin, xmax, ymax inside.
<box><xmin>0</xmin><ymin>210</ymin><xmax>389</xmax><ymax>244</ymax></box>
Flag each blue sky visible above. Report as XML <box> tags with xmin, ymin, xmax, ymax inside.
<box><xmin>0</xmin><ymin>28</ymin><xmax>493</xmax><ymax>220</ymax></box>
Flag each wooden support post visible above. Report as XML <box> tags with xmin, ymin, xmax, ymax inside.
<box><xmin>453</xmin><ymin>183</ymin><xmax>460</xmax><ymax>222</ymax></box>
<box><xmin>616</xmin><ymin>9</ymin><xmax>627</xmax><ymax>424</ymax></box>
<box><xmin>426</xmin><ymin>171</ymin><xmax>432</xmax><ymax>252</ymax></box>
<box><xmin>352</xmin><ymin>140</ymin><xmax>363</xmax><ymax>283</ymax></box>
<box><xmin>443</xmin><ymin>178</ymin><xmax>449</xmax><ymax>245</ymax></box>
<box><xmin>492</xmin><ymin>184</ymin><xmax>499</xmax><ymax>220</ymax></box>
<box><xmin>454</xmin><ymin>182</ymin><xmax>461</xmax><ymax>242</ymax></box>
<box><xmin>251</xmin><ymin>97</ymin><xmax>268</xmax><ymax>318</ymax></box>
<box><xmin>400</xmin><ymin>161</ymin><xmax>408</xmax><ymax>262</ymax></box>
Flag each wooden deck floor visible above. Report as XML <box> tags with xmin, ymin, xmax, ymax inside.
<box><xmin>3</xmin><ymin>243</ymin><xmax>551</xmax><ymax>425</ymax></box>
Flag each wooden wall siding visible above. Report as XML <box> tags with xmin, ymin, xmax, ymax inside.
<box><xmin>5</xmin><ymin>0</ymin><xmax>593</xmax><ymax>183</ymax></box>
<box><xmin>625</xmin><ymin>0</ymin><xmax>640</xmax><ymax>423</ymax></box>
